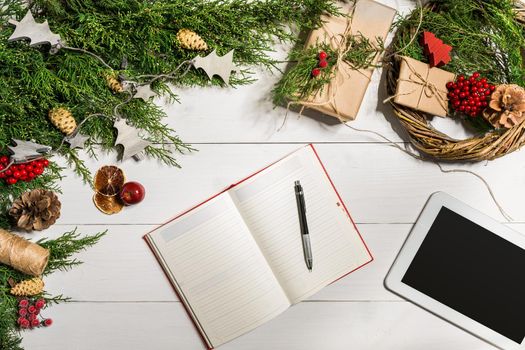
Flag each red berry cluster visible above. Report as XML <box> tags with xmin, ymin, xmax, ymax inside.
<box><xmin>311</xmin><ymin>51</ymin><xmax>329</xmax><ymax>78</ymax></box>
<box><xmin>0</xmin><ymin>156</ymin><xmax>50</xmax><ymax>185</ymax></box>
<box><xmin>17</xmin><ymin>298</ymin><xmax>52</xmax><ymax>329</ymax></box>
<box><xmin>446</xmin><ymin>72</ymin><xmax>496</xmax><ymax>117</ymax></box>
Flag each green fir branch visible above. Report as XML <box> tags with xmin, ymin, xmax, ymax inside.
<box><xmin>0</xmin><ymin>229</ymin><xmax>105</xmax><ymax>349</ymax></box>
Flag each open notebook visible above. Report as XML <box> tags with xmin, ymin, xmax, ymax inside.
<box><xmin>144</xmin><ymin>145</ymin><xmax>372</xmax><ymax>349</ymax></box>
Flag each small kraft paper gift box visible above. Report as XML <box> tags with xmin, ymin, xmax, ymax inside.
<box><xmin>394</xmin><ymin>56</ymin><xmax>456</xmax><ymax>117</ymax></box>
<box><xmin>301</xmin><ymin>0</ymin><xmax>396</xmax><ymax>121</ymax></box>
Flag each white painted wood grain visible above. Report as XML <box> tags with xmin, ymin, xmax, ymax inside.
<box><xmin>17</xmin><ymin>1</ymin><xmax>523</xmax><ymax>349</ymax></box>
<box><xmin>52</xmin><ymin>143</ymin><xmax>525</xmax><ymax>227</ymax></box>
<box><xmin>35</xmin><ymin>222</ymin><xmax>525</xmax><ymax>303</ymax></box>
<box><xmin>22</xmin><ymin>301</ymin><xmax>495</xmax><ymax>350</ymax></box>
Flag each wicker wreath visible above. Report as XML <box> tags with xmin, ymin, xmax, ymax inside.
<box><xmin>386</xmin><ymin>1</ymin><xmax>525</xmax><ymax>161</ymax></box>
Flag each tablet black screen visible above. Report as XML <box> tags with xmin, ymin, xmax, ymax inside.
<box><xmin>402</xmin><ymin>206</ymin><xmax>525</xmax><ymax>344</ymax></box>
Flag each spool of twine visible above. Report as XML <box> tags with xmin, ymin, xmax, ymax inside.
<box><xmin>0</xmin><ymin>228</ymin><xmax>49</xmax><ymax>276</ymax></box>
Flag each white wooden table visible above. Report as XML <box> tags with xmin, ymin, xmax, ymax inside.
<box><xmin>22</xmin><ymin>1</ymin><xmax>524</xmax><ymax>348</ymax></box>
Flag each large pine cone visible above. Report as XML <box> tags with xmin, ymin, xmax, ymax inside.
<box><xmin>9</xmin><ymin>189</ymin><xmax>61</xmax><ymax>231</ymax></box>
<box><xmin>483</xmin><ymin>84</ymin><xmax>525</xmax><ymax>128</ymax></box>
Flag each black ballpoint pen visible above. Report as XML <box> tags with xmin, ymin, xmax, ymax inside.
<box><xmin>294</xmin><ymin>180</ymin><xmax>313</xmax><ymax>271</ymax></box>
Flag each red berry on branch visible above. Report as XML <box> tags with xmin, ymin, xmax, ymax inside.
<box><xmin>19</xmin><ymin>308</ymin><xmax>28</xmax><ymax>317</ymax></box>
<box><xmin>28</xmin><ymin>313</ymin><xmax>37</xmax><ymax>321</ymax></box>
<box><xmin>446</xmin><ymin>82</ymin><xmax>454</xmax><ymax>90</ymax></box>
<box><xmin>20</xmin><ymin>319</ymin><xmax>30</xmax><ymax>329</ymax></box>
<box><xmin>35</xmin><ymin>299</ymin><xmax>46</xmax><ymax>309</ymax></box>
<box><xmin>42</xmin><ymin>159</ymin><xmax>49</xmax><ymax>167</ymax></box>
<box><xmin>28</xmin><ymin>306</ymin><xmax>37</xmax><ymax>314</ymax></box>
<box><xmin>19</xmin><ymin>299</ymin><xmax>29</xmax><ymax>308</ymax></box>
<box><xmin>318</xmin><ymin>59</ymin><xmax>328</xmax><ymax>68</ymax></box>
<box><xmin>472</xmin><ymin>72</ymin><xmax>480</xmax><ymax>78</ymax></box>
<box><xmin>311</xmin><ymin>68</ymin><xmax>321</xmax><ymax>77</ymax></box>
<box><xmin>43</xmin><ymin>318</ymin><xmax>53</xmax><ymax>327</ymax></box>
<box><xmin>31</xmin><ymin>319</ymin><xmax>40</xmax><ymax>328</ymax></box>
<box><xmin>7</xmin><ymin>177</ymin><xmax>17</xmax><ymax>185</ymax></box>
<box><xmin>458</xmin><ymin>75</ymin><xmax>465</xmax><ymax>81</ymax></box>
<box><xmin>5</xmin><ymin>169</ymin><xmax>12</xmax><ymax>176</ymax></box>
<box><xmin>0</xmin><ymin>156</ymin><xmax>8</xmax><ymax>164</ymax></box>
<box><xmin>318</xmin><ymin>51</ymin><xmax>328</xmax><ymax>60</ymax></box>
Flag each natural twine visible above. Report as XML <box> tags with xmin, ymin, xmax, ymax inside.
<box><xmin>385</xmin><ymin>1</ymin><xmax>525</xmax><ymax>161</ymax></box>
<box><xmin>0</xmin><ymin>228</ymin><xmax>50</xmax><ymax>276</ymax></box>
<box><xmin>384</xmin><ymin>56</ymin><xmax>449</xmax><ymax>113</ymax></box>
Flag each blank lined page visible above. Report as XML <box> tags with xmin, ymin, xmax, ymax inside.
<box><xmin>229</xmin><ymin>146</ymin><xmax>372</xmax><ymax>303</ymax></box>
<box><xmin>146</xmin><ymin>193</ymin><xmax>290</xmax><ymax>348</ymax></box>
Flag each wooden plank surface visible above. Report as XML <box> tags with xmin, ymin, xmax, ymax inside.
<box><xmin>54</xmin><ymin>144</ymin><xmax>525</xmax><ymax>226</ymax></box>
<box><xmin>23</xmin><ymin>302</ymin><xmax>493</xmax><ymax>350</ymax></box>
<box><xmin>18</xmin><ymin>0</ymin><xmax>520</xmax><ymax>348</ymax></box>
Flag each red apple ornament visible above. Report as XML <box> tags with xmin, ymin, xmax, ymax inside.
<box><xmin>119</xmin><ymin>181</ymin><xmax>146</xmax><ymax>205</ymax></box>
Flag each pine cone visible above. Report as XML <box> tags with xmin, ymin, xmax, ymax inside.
<box><xmin>106</xmin><ymin>73</ymin><xmax>124</xmax><ymax>93</ymax></box>
<box><xmin>176</xmin><ymin>29</ymin><xmax>208</xmax><ymax>51</ymax></box>
<box><xmin>483</xmin><ymin>84</ymin><xmax>525</xmax><ymax>128</ymax></box>
<box><xmin>48</xmin><ymin>107</ymin><xmax>77</xmax><ymax>136</ymax></box>
<box><xmin>9</xmin><ymin>189</ymin><xmax>61</xmax><ymax>231</ymax></box>
<box><xmin>11</xmin><ymin>277</ymin><xmax>45</xmax><ymax>296</ymax></box>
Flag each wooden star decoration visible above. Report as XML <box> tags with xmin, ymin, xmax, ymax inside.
<box><xmin>8</xmin><ymin>139</ymin><xmax>52</xmax><ymax>163</ymax></box>
<box><xmin>133</xmin><ymin>85</ymin><xmax>157</xmax><ymax>101</ymax></box>
<box><xmin>8</xmin><ymin>11</ymin><xmax>62</xmax><ymax>48</ymax></box>
<box><xmin>113</xmin><ymin>119</ymin><xmax>151</xmax><ymax>161</ymax></box>
<box><xmin>193</xmin><ymin>49</ymin><xmax>236</xmax><ymax>85</ymax></box>
<box><xmin>66</xmin><ymin>132</ymin><xmax>90</xmax><ymax>149</ymax></box>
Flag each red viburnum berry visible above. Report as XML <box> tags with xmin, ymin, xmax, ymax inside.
<box><xmin>311</xmin><ymin>68</ymin><xmax>321</xmax><ymax>78</ymax></box>
<box><xmin>28</xmin><ymin>305</ymin><xmax>37</xmax><ymax>314</ymax></box>
<box><xmin>318</xmin><ymin>51</ymin><xmax>328</xmax><ymax>60</ymax></box>
<box><xmin>43</xmin><ymin>318</ymin><xmax>53</xmax><ymax>327</ymax></box>
<box><xmin>20</xmin><ymin>318</ymin><xmax>30</xmax><ymax>329</ymax></box>
<box><xmin>19</xmin><ymin>299</ymin><xmax>29</xmax><ymax>308</ymax></box>
<box><xmin>35</xmin><ymin>299</ymin><xmax>46</xmax><ymax>309</ymax></box>
<box><xmin>18</xmin><ymin>308</ymin><xmax>28</xmax><ymax>317</ymax></box>
<box><xmin>318</xmin><ymin>59</ymin><xmax>328</xmax><ymax>68</ymax></box>
<box><xmin>31</xmin><ymin>319</ymin><xmax>40</xmax><ymax>328</ymax></box>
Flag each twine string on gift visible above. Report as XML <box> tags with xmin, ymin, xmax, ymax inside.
<box><xmin>383</xmin><ymin>56</ymin><xmax>449</xmax><ymax>113</ymax></box>
<box><xmin>280</xmin><ymin>7</ymin><xmax>372</xmax><ymax>130</ymax></box>
<box><xmin>340</xmin><ymin>122</ymin><xmax>513</xmax><ymax>222</ymax></box>
<box><xmin>383</xmin><ymin>0</ymin><xmax>423</xmax><ymax>60</ymax></box>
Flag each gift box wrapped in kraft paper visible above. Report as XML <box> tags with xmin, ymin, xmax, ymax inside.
<box><xmin>394</xmin><ymin>56</ymin><xmax>456</xmax><ymax>117</ymax></box>
<box><xmin>301</xmin><ymin>0</ymin><xmax>396</xmax><ymax>121</ymax></box>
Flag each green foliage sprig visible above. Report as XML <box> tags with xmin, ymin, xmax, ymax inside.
<box><xmin>392</xmin><ymin>0</ymin><xmax>525</xmax><ymax>86</ymax></box>
<box><xmin>0</xmin><ymin>0</ymin><xmax>339</xmax><ymax>231</ymax></box>
<box><xmin>273</xmin><ymin>43</ymin><xmax>337</xmax><ymax>106</ymax></box>
<box><xmin>273</xmin><ymin>32</ymin><xmax>385</xmax><ymax>107</ymax></box>
<box><xmin>0</xmin><ymin>229</ymin><xmax>105</xmax><ymax>350</ymax></box>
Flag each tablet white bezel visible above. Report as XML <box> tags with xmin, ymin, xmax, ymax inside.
<box><xmin>385</xmin><ymin>192</ymin><xmax>525</xmax><ymax>350</ymax></box>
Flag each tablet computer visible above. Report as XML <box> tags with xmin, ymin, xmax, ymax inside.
<box><xmin>385</xmin><ymin>192</ymin><xmax>525</xmax><ymax>350</ymax></box>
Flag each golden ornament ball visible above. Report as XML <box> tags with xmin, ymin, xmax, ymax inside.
<box><xmin>48</xmin><ymin>107</ymin><xmax>77</xmax><ymax>136</ymax></box>
<box><xmin>176</xmin><ymin>29</ymin><xmax>208</xmax><ymax>51</ymax></box>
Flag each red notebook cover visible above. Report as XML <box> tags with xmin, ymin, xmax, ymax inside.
<box><xmin>144</xmin><ymin>144</ymin><xmax>373</xmax><ymax>349</ymax></box>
